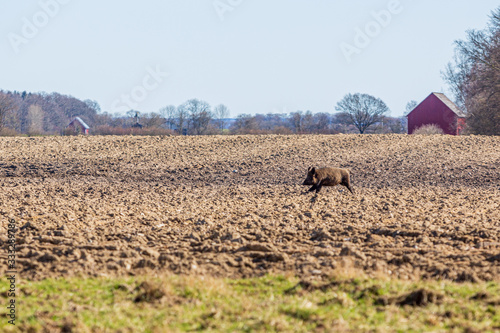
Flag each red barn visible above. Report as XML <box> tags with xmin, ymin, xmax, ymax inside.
<box><xmin>67</xmin><ymin>117</ymin><xmax>90</xmax><ymax>135</ymax></box>
<box><xmin>407</xmin><ymin>93</ymin><xmax>466</xmax><ymax>135</ymax></box>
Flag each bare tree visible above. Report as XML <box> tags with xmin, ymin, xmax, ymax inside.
<box><xmin>93</xmin><ymin>112</ymin><xmax>114</xmax><ymax>127</ymax></box>
<box><xmin>84</xmin><ymin>99</ymin><xmax>101</xmax><ymax>113</ymax></box>
<box><xmin>314</xmin><ymin>112</ymin><xmax>330</xmax><ymax>133</ymax></box>
<box><xmin>302</xmin><ymin>111</ymin><xmax>314</xmax><ymax>133</ymax></box>
<box><xmin>213</xmin><ymin>104</ymin><xmax>229</xmax><ymax>133</ymax></box>
<box><xmin>443</xmin><ymin>6</ymin><xmax>500</xmax><ymax>135</ymax></box>
<box><xmin>182</xmin><ymin>99</ymin><xmax>213</xmax><ymax>135</ymax></box>
<box><xmin>289</xmin><ymin>111</ymin><xmax>303</xmax><ymax>133</ymax></box>
<box><xmin>402</xmin><ymin>100</ymin><xmax>418</xmax><ymax>133</ymax></box>
<box><xmin>159</xmin><ymin>105</ymin><xmax>177</xmax><ymax>130</ymax></box>
<box><xmin>231</xmin><ymin>114</ymin><xmax>259</xmax><ymax>134</ymax></box>
<box><xmin>0</xmin><ymin>92</ymin><xmax>17</xmax><ymax>132</ymax></box>
<box><xmin>385</xmin><ymin>116</ymin><xmax>406</xmax><ymax>134</ymax></box>
<box><xmin>335</xmin><ymin>93</ymin><xmax>389</xmax><ymax>134</ymax></box>
<box><xmin>27</xmin><ymin>104</ymin><xmax>44</xmax><ymax>135</ymax></box>
<box><xmin>405</xmin><ymin>100</ymin><xmax>419</xmax><ymax>115</ymax></box>
<box><xmin>174</xmin><ymin>105</ymin><xmax>188</xmax><ymax>135</ymax></box>
<box><xmin>142</xmin><ymin>112</ymin><xmax>165</xmax><ymax>128</ymax></box>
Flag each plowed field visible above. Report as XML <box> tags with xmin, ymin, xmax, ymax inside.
<box><xmin>0</xmin><ymin>135</ymin><xmax>499</xmax><ymax>282</ymax></box>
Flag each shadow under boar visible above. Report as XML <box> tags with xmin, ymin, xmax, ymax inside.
<box><xmin>302</xmin><ymin>167</ymin><xmax>354</xmax><ymax>194</ymax></box>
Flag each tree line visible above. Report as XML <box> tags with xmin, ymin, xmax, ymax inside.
<box><xmin>99</xmin><ymin>95</ymin><xmax>406</xmax><ymax>136</ymax></box>
<box><xmin>0</xmin><ymin>91</ymin><xmax>408</xmax><ymax>136</ymax></box>
<box><xmin>0</xmin><ymin>91</ymin><xmax>98</xmax><ymax>136</ymax></box>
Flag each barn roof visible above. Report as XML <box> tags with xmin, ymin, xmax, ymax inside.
<box><xmin>431</xmin><ymin>93</ymin><xmax>466</xmax><ymax>117</ymax></box>
<box><xmin>406</xmin><ymin>93</ymin><xmax>466</xmax><ymax>118</ymax></box>
<box><xmin>72</xmin><ymin>117</ymin><xmax>90</xmax><ymax>129</ymax></box>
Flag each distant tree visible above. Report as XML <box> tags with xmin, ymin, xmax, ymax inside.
<box><xmin>335</xmin><ymin>93</ymin><xmax>389</xmax><ymax>134</ymax></box>
<box><xmin>49</xmin><ymin>92</ymin><xmax>96</xmax><ymax>127</ymax></box>
<box><xmin>93</xmin><ymin>112</ymin><xmax>114</xmax><ymax>127</ymax></box>
<box><xmin>84</xmin><ymin>99</ymin><xmax>101</xmax><ymax>113</ymax></box>
<box><xmin>231</xmin><ymin>114</ymin><xmax>258</xmax><ymax>134</ymax></box>
<box><xmin>302</xmin><ymin>111</ymin><xmax>315</xmax><ymax>133</ymax></box>
<box><xmin>254</xmin><ymin>114</ymin><xmax>267</xmax><ymax>130</ymax></box>
<box><xmin>174</xmin><ymin>105</ymin><xmax>188</xmax><ymax>135</ymax></box>
<box><xmin>27</xmin><ymin>104</ymin><xmax>44</xmax><ymax>135</ymax></box>
<box><xmin>443</xmin><ymin>6</ymin><xmax>500</xmax><ymax>135</ymax></box>
<box><xmin>400</xmin><ymin>100</ymin><xmax>418</xmax><ymax>134</ymax></box>
<box><xmin>314</xmin><ymin>112</ymin><xmax>330</xmax><ymax>133</ymax></box>
<box><xmin>182</xmin><ymin>99</ymin><xmax>213</xmax><ymax>135</ymax></box>
<box><xmin>385</xmin><ymin>116</ymin><xmax>406</xmax><ymax>134</ymax></box>
<box><xmin>159</xmin><ymin>105</ymin><xmax>177</xmax><ymax>130</ymax></box>
<box><xmin>405</xmin><ymin>100</ymin><xmax>419</xmax><ymax>115</ymax></box>
<box><xmin>0</xmin><ymin>92</ymin><xmax>17</xmax><ymax>132</ymax></box>
<box><xmin>333</xmin><ymin>112</ymin><xmax>352</xmax><ymax>125</ymax></box>
<box><xmin>289</xmin><ymin>111</ymin><xmax>303</xmax><ymax>133</ymax></box>
<box><xmin>213</xmin><ymin>104</ymin><xmax>229</xmax><ymax>133</ymax></box>
<box><xmin>142</xmin><ymin>112</ymin><xmax>165</xmax><ymax>128</ymax></box>
<box><xmin>254</xmin><ymin>113</ymin><xmax>283</xmax><ymax>131</ymax></box>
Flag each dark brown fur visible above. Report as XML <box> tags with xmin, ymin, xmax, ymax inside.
<box><xmin>302</xmin><ymin>167</ymin><xmax>354</xmax><ymax>194</ymax></box>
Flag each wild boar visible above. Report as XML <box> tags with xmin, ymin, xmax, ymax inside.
<box><xmin>302</xmin><ymin>167</ymin><xmax>354</xmax><ymax>194</ymax></box>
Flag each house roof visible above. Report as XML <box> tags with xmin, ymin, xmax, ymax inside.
<box><xmin>431</xmin><ymin>93</ymin><xmax>466</xmax><ymax>117</ymax></box>
<box><xmin>71</xmin><ymin>117</ymin><xmax>90</xmax><ymax>129</ymax></box>
<box><xmin>408</xmin><ymin>92</ymin><xmax>466</xmax><ymax>118</ymax></box>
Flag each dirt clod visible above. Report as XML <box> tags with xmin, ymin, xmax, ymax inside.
<box><xmin>133</xmin><ymin>282</ymin><xmax>166</xmax><ymax>303</ymax></box>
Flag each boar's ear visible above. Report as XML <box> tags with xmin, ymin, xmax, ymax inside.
<box><xmin>310</xmin><ymin>167</ymin><xmax>316</xmax><ymax>174</ymax></box>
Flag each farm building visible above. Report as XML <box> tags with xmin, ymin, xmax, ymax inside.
<box><xmin>131</xmin><ymin>111</ymin><xmax>143</xmax><ymax>129</ymax></box>
<box><xmin>67</xmin><ymin>117</ymin><xmax>90</xmax><ymax>135</ymax></box>
<box><xmin>407</xmin><ymin>93</ymin><xmax>466</xmax><ymax>135</ymax></box>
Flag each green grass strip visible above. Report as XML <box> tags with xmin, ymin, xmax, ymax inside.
<box><xmin>1</xmin><ymin>275</ymin><xmax>499</xmax><ymax>332</ymax></box>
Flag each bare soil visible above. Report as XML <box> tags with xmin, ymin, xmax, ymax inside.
<box><xmin>0</xmin><ymin>134</ymin><xmax>498</xmax><ymax>282</ymax></box>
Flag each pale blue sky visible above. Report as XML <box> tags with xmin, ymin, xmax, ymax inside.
<box><xmin>1</xmin><ymin>0</ymin><xmax>498</xmax><ymax>117</ymax></box>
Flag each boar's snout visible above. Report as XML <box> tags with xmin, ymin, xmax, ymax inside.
<box><xmin>302</xmin><ymin>167</ymin><xmax>316</xmax><ymax>186</ymax></box>
<box><xmin>302</xmin><ymin>173</ymin><xmax>314</xmax><ymax>186</ymax></box>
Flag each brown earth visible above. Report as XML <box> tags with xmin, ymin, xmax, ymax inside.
<box><xmin>0</xmin><ymin>134</ymin><xmax>499</xmax><ymax>282</ymax></box>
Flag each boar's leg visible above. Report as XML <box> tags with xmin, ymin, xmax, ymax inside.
<box><xmin>341</xmin><ymin>177</ymin><xmax>354</xmax><ymax>194</ymax></box>
<box><xmin>308</xmin><ymin>184</ymin><xmax>318</xmax><ymax>192</ymax></box>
